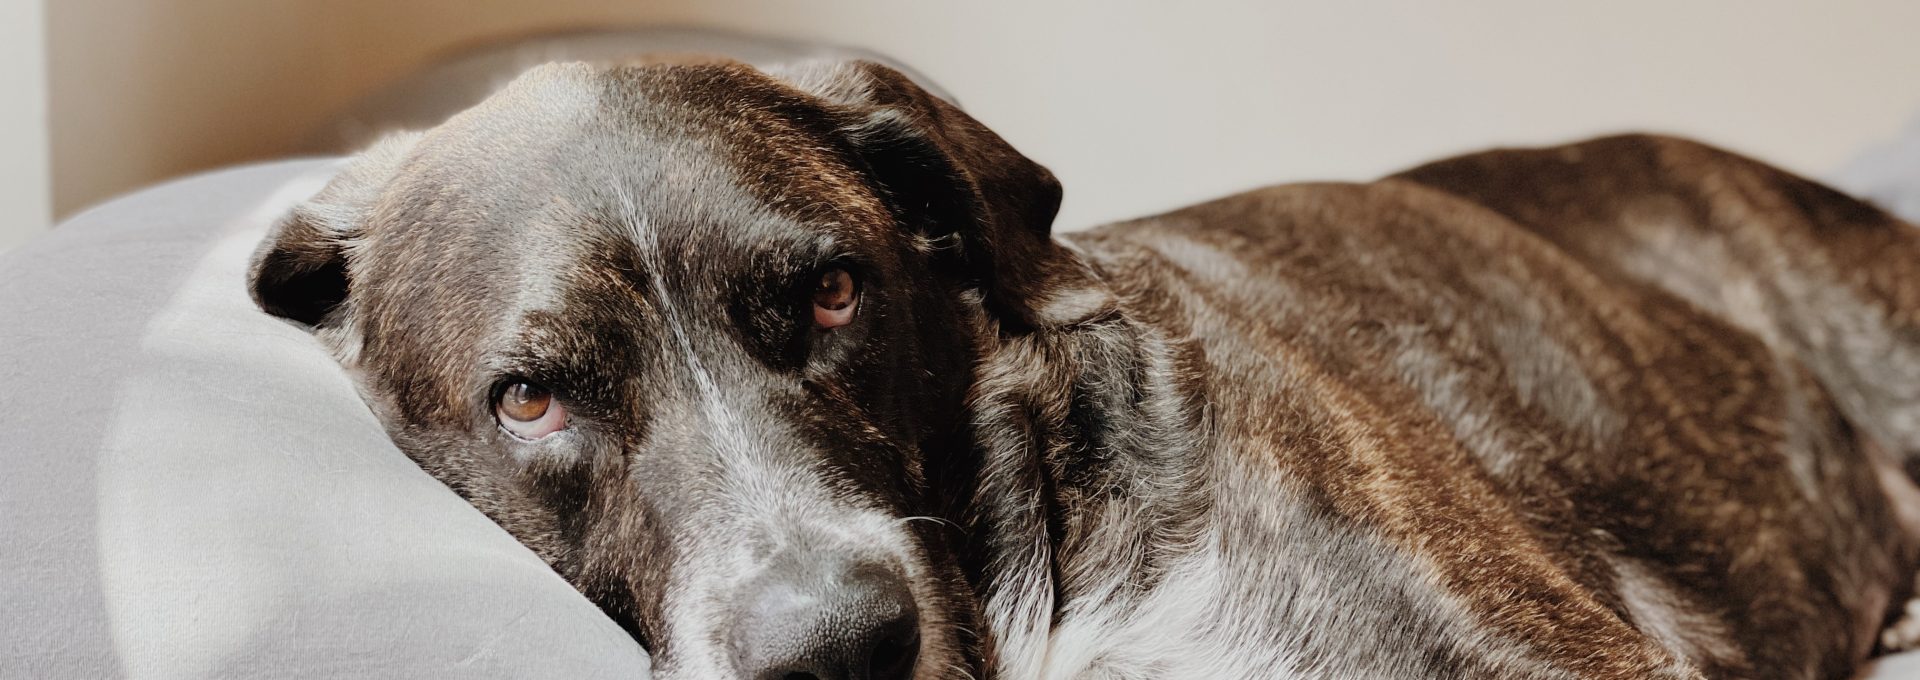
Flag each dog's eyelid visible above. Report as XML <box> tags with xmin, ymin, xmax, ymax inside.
<box><xmin>481</xmin><ymin>371</ymin><xmax>572</xmax><ymax>410</ymax></box>
<box><xmin>487</xmin><ymin>373</ymin><xmax>532</xmax><ymax>395</ymax></box>
<box><xmin>818</xmin><ymin>254</ymin><xmax>877</xmax><ymax>284</ymax></box>
<box><xmin>789</xmin><ymin>227</ymin><xmax>870</xmax><ymax>267</ymax></box>
<box><xmin>802</xmin><ymin>244</ymin><xmax>865</xmax><ymax>270</ymax></box>
<box><xmin>781</xmin><ymin>251</ymin><xmax>875</xmax><ymax>298</ymax></box>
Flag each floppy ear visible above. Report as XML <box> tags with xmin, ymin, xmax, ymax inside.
<box><xmin>249</xmin><ymin>132</ymin><xmax>421</xmax><ymax>327</ymax></box>
<box><xmin>774</xmin><ymin>61</ymin><xmax>1112</xmax><ymax>331</ymax></box>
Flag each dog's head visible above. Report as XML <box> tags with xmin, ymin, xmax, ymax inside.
<box><xmin>248</xmin><ymin>60</ymin><xmax>1108</xmax><ymax>679</ymax></box>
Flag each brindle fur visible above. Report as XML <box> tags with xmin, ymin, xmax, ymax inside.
<box><xmin>251</xmin><ymin>60</ymin><xmax>1920</xmax><ymax>679</ymax></box>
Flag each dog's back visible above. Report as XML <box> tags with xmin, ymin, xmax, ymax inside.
<box><xmin>1041</xmin><ymin>134</ymin><xmax>1920</xmax><ymax>678</ymax></box>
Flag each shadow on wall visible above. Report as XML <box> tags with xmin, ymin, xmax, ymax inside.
<box><xmin>47</xmin><ymin>0</ymin><xmax>707</xmax><ymax>220</ymax></box>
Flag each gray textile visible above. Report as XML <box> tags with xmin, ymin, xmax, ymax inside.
<box><xmin>0</xmin><ymin>160</ymin><xmax>648</xmax><ymax>679</ymax></box>
<box><xmin>1833</xmin><ymin>112</ymin><xmax>1920</xmax><ymax>224</ymax></box>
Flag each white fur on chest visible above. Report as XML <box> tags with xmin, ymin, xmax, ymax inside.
<box><xmin>995</xmin><ymin>459</ymin><xmax>1570</xmax><ymax>680</ymax></box>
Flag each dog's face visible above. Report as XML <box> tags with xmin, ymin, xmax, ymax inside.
<box><xmin>249</xmin><ymin>61</ymin><xmax>1107</xmax><ymax>679</ymax></box>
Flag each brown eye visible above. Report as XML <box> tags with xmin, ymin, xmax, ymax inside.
<box><xmin>812</xmin><ymin>268</ymin><xmax>858</xmax><ymax>329</ymax></box>
<box><xmin>495</xmin><ymin>381</ymin><xmax>567</xmax><ymax>440</ymax></box>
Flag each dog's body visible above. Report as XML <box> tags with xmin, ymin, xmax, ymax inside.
<box><xmin>251</xmin><ymin>61</ymin><xmax>1920</xmax><ymax>679</ymax></box>
<box><xmin>998</xmin><ymin>136</ymin><xmax>1920</xmax><ymax>679</ymax></box>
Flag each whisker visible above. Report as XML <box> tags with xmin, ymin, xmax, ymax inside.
<box><xmin>944</xmin><ymin>661</ymin><xmax>978</xmax><ymax>680</ymax></box>
<box><xmin>895</xmin><ymin>515</ymin><xmax>962</xmax><ymax>532</ymax></box>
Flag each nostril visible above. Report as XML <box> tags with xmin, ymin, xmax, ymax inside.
<box><xmin>867</xmin><ymin>624</ymin><xmax>920</xmax><ymax>680</ymax></box>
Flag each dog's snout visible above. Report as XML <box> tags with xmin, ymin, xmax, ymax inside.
<box><xmin>733</xmin><ymin>560</ymin><xmax>920</xmax><ymax>680</ymax></box>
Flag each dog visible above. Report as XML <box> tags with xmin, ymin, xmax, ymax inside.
<box><xmin>249</xmin><ymin>59</ymin><xmax>1920</xmax><ymax>679</ymax></box>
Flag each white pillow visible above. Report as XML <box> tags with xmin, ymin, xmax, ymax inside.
<box><xmin>0</xmin><ymin>160</ymin><xmax>649</xmax><ymax>678</ymax></box>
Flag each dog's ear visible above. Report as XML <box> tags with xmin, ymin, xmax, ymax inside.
<box><xmin>775</xmin><ymin>61</ymin><xmax>1112</xmax><ymax>331</ymax></box>
<box><xmin>249</xmin><ymin>132</ymin><xmax>421</xmax><ymax>327</ymax></box>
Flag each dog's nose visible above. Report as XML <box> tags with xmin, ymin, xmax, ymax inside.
<box><xmin>732</xmin><ymin>560</ymin><xmax>920</xmax><ymax>680</ymax></box>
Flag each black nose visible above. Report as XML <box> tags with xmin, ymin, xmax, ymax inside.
<box><xmin>732</xmin><ymin>560</ymin><xmax>920</xmax><ymax>680</ymax></box>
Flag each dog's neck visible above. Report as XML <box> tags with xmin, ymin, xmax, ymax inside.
<box><xmin>962</xmin><ymin>307</ymin><xmax>1213</xmax><ymax>676</ymax></box>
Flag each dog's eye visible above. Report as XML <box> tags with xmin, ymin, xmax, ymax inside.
<box><xmin>495</xmin><ymin>381</ymin><xmax>568</xmax><ymax>440</ymax></box>
<box><xmin>811</xmin><ymin>268</ymin><xmax>859</xmax><ymax>330</ymax></box>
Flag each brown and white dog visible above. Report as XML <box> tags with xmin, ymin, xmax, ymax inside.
<box><xmin>250</xmin><ymin>59</ymin><xmax>1920</xmax><ymax>679</ymax></box>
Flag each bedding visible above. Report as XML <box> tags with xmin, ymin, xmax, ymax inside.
<box><xmin>1834</xmin><ymin>112</ymin><xmax>1920</xmax><ymax>224</ymax></box>
<box><xmin>0</xmin><ymin>160</ymin><xmax>649</xmax><ymax>678</ymax></box>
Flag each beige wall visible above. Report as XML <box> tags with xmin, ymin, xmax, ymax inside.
<box><xmin>48</xmin><ymin>1</ymin><xmax>1920</xmax><ymax>230</ymax></box>
<box><xmin>47</xmin><ymin>1</ymin><xmax>344</xmax><ymax>221</ymax></box>
<box><xmin>1</xmin><ymin>0</ymin><xmax>50</xmax><ymax>250</ymax></box>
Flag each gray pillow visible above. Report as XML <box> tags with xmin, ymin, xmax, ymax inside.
<box><xmin>1833</xmin><ymin>112</ymin><xmax>1920</xmax><ymax>224</ymax></box>
<box><xmin>0</xmin><ymin>160</ymin><xmax>648</xmax><ymax>678</ymax></box>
